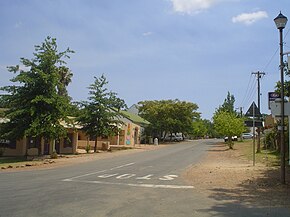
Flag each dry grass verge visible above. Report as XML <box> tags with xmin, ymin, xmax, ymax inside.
<box><xmin>183</xmin><ymin>141</ymin><xmax>290</xmax><ymax>209</ymax></box>
<box><xmin>0</xmin><ymin>144</ymin><xmax>165</xmax><ymax>171</ymax></box>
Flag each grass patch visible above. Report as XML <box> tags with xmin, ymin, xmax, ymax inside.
<box><xmin>237</xmin><ymin>140</ymin><xmax>280</xmax><ymax>166</ymax></box>
<box><xmin>0</xmin><ymin>157</ymin><xmax>27</xmax><ymax>164</ymax></box>
<box><xmin>0</xmin><ymin>157</ymin><xmax>29</xmax><ymax>167</ymax></box>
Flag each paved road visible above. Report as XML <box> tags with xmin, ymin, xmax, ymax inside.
<box><xmin>0</xmin><ymin>139</ymin><xmax>289</xmax><ymax>217</ymax></box>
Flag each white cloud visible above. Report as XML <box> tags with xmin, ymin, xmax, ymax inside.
<box><xmin>232</xmin><ymin>11</ymin><xmax>268</xmax><ymax>25</ymax></box>
<box><xmin>142</xmin><ymin>32</ymin><xmax>153</xmax><ymax>37</ymax></box>
<box><xmin>170</xmin><ymin>0</ymin><xmax>220</xmax><ymax>15</ymax></box>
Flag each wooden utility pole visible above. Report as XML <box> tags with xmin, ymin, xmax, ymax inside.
<box><xmin>252</xmin><ymin>71</ymin><xmax>265</xmax><ymax>153</ymax></box>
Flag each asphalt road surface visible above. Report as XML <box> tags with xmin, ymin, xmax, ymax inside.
<box><xmin>1</xmin><ymin>139</ymin><xmax>289</xmax><ymax>217</ymax></box>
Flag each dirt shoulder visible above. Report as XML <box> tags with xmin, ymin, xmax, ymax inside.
<box><xmin>183</xmin><ymin>141</ymin><xmax>290</xmax><ymax>209</ymax></box>
<box><xmin>0</xmin><ymin>144</ymin><xmax>165</xmax><ymax>171</ymax></box>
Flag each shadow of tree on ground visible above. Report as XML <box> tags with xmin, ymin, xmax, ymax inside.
<box><xmin>198</xmin><ymin>143</ymin><xmax>290</xmax><ymax>217</ymax></box>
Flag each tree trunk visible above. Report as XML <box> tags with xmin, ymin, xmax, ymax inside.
<box><xmin>87</xmin><ymin>137</ymin><xmax>90</xmax><ymax>147</ymax></box>
<box><xmin>38</xmin><ymin>139</ymin><xmax>42</xmax><ymax>156</ymax></box>
<box><xmin>228</xmin><ymin>137</ymin><xmax>233</xmax><ymax>149</ymax></box>
<box><xmin>25</xmin><ymin>137</ymin><xmax>28</xmax><ymax>160</ymax></box>
<box><xmin>86</xmin><ymin>137</ymin><xmax>90</xmax><ymax>153</ymax></box>
<box><xmin>94</xmin><ymin>137</ymin><xmax>98</xmax><ymax>153</ymax></box>
<box><xmin>52</xmin><ymin>139</ymin><xmax>56</xmax><ymax>153</ymax></box>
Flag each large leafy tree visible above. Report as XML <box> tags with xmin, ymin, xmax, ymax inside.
<box><xmin>213</xmin><ymin>92</ymin><xmax>244</xmax><ymax>148</ymax></box>
<box><xmin>0</xmin><ymin>37</ymin><xmax>74</xmax><ymax>152</ymax></box>
<box><xmin>138</xmin><ymin>99</ymin><xmax>200</xmax><ymax>139</ymax></box>
<box><xmin>191</xmin><ymin>118</ymin><xmax>215</xmax><ymax>139</ymax></box>
<box><xmin>78</xmin><ymin>74</ymin><xmax>126</xmax><ymax>152</ymax></box>
<box><xmin>213</xmin><ymin>111</ymin><xmax>245</xmax><ymax>149</ymax></box>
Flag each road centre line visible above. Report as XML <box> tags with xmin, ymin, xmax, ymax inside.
<box><xmin>62</xmin><ymin>170</ymin><xmax>107</xmax><ymax>181</ymax></box>
<box><xmin>62</xmin><ymin>162</ymin><xmax>135</xmax><ymax>181</ymax></box>
<box><xmin>63</xmin><ymin>179</ymin><xmax>195</xmax><ymax>189</ymax></box>
<box><xmin>109</xmin><ymin>162</ymin><xmax>135</xmax><ymax>171</ymax></box>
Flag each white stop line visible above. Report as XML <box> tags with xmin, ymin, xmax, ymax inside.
<box><xmin>62</xmin><ymin>162</ymin><xmax>194</xmax><ymax>189</ymax></box>
<box><xmin>63</xmin><ymin>179</ymin><xmax>194</xmax><ymax>189</ymax></box>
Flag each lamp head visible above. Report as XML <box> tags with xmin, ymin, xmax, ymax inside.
<box><xmin>274</xmin><ymin>12</ymin><xmax>288</xmax><ymax>30</ymax></box>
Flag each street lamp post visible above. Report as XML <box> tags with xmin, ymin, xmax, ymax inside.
<box><xmin>274</xmin><ymin>12</ymin><xmax>288</xmax><ymax>184</ymax></box>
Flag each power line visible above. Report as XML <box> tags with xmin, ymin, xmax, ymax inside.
<box><xmin>241</xmin><ymin>74</ymin><xmax>253</xmax><ymax>106</ymax></box>
<box><xmin>245</xmin><ymin>81</ymin><xmax>257</xmax><ymax>108</ymax></box>
<box><xmin>241</xmin><ymin>27</ymin><xmax>289</xmax><ymax>116</ymax></box>
<box><xmin>284</xmin><ymin>27</ymin><xmax>290</xmax><ymax>38</ymax></box>
<box><xmin>262</xmin><ymin>27</ymin><xmax>289</xmax><ymax>72</ymax></box>
<box><xmin>263</xmin><ymin>48</ymin><xmax>279</xmax><ymax>72</ymax></box>
<box><xmin>241</xmin><ymin>74</ymin><xmax>256</xmax><ymax>107</ymax></box>
<box><xmin>243</xmin><ymin>77</ymin><xmax>257</xmax><ymax>108</ymax></box>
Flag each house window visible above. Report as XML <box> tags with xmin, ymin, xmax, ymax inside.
<box><xmin>64</xmin><ymin>133</ymin><xmax>73</xmax><ymax>148</ymax></box>
<box><xmin>0</xmin><ymin>139</ymin><xmax>16</xmax><ymax>149</ymax></box>
<box><xmin>27</xmin><ymin>136</ymin><xmax>41</xmax><ymax>149</ymax></box>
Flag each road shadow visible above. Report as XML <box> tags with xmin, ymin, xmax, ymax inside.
<box><xmin>206</xmin><ymin>142</ymin><xmax>235</xmax><ymax>152</ymax></box>
<box><xmin>197</xmin><ymin>167</ymin><xmax>290</xmax><ymax>217</ymax></box>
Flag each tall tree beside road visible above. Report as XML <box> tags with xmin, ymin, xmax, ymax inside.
<box><xmin>216</xmin><ymin>91</ymin><xmax>236</xmax><ymax>114</ymax></box>
<box><xmin>190</xmin><ymin>119</ymin><xmax>215</xmax><ymax>139</ymax></box>
<box><xmin>78</xmin><ymin>74</ymin><xmax>126</xmax><ymax>152</ymax></box>
<box><xmin>138</xmin><ymin>99</ymin><xmax>200</xmax><ymax>139</ymax></box>
<box><xmin>213</xmin><ymin>92</ymin><xmax>245</xmax><ymax>148</ymax></box>
<box><xmin>0</xmin><ymin>37</ymin><xmax>74</xmax><ymax>151</ymax></box>
<box><xmin>213</xmin><ymin>111</ymin><xmax>245</xmax><ymax>149</ymax></box>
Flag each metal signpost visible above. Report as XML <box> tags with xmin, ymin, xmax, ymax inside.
<box><xmin>245</xmin><ymin>102</ymin><xmax>261</xmax><ymax>166</ymax></box>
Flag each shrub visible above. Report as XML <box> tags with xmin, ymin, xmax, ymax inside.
<box><xmin>264</xmin><ymin>129</ymin><xmax>277</xmax><ymax>150</ymax></box>
<box><xmin>50</xmin><ymin>151</ymin><xmax>58</xmax><ymax>159</ymax></box>
<box><xmin>85</xmin><ymin>144</ymin><xmax>91</xmax><ymax>153</ymax></box>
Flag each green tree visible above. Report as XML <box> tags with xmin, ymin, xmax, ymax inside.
<box><xmin>78</xmin><ymin>74</ymin><xmax>126</xmax><ymax>152</ymax></box>
<box><xmin>217</xmin><ymin>91</ymin><xmax>236</xmax><ymax>114</ymax></box>
<box><xmin>0</xmin><ymin>37</ymin><xmax>74</xmax><ymax>154</ymax></box>
<box><xmin>58</xmin><ymin>66</ymin><xmax>73</xmax><ymax>98</ymax></box>
<box><xmin>213</xmin><ymin>111</ymin><xmax>245</xmax><ymax>149</ymax></box>
<box><xmin>172</xmin><ymin>100</ymin><xmax>200</xmax><ymax>135</ymax></box>
<box><xmin>190</xmin><ymin>119</ymin><xmax>215</xmax><ymax>139</ymax></box>
<box><xmin>191</xmin><ymin>119</ymin><xmax>208</xmax><ymax>139</ymax></box>
<box><xmin>138</xmin><ymin>99</ymin><xmax>200</xmax><ymax>140</ymax></box>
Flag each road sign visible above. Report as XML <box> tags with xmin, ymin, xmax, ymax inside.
<box><xmin>268</xmin><ymin>92</ymin><xmax>280</xmax><ymax>109</ymax></box>
<box><xmin>269</xmin><ymin>101</ymin><xmax>290</xmax><ymax>116</ymax></box>
<box><xmin>244</xmin><ymin>120</ymin><xmax>263</xmax><ymax>127</ymax></box>
<box><xmin>245</xmin><ymin>102</ymin><xmax>261</xmax><ymax>117</ymax></box>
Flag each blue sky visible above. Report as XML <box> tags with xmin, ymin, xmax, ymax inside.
<box><xmin>1</xmin><ymin>0</ymin><xmax>290</xmax><ymax>119</ymax></box>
